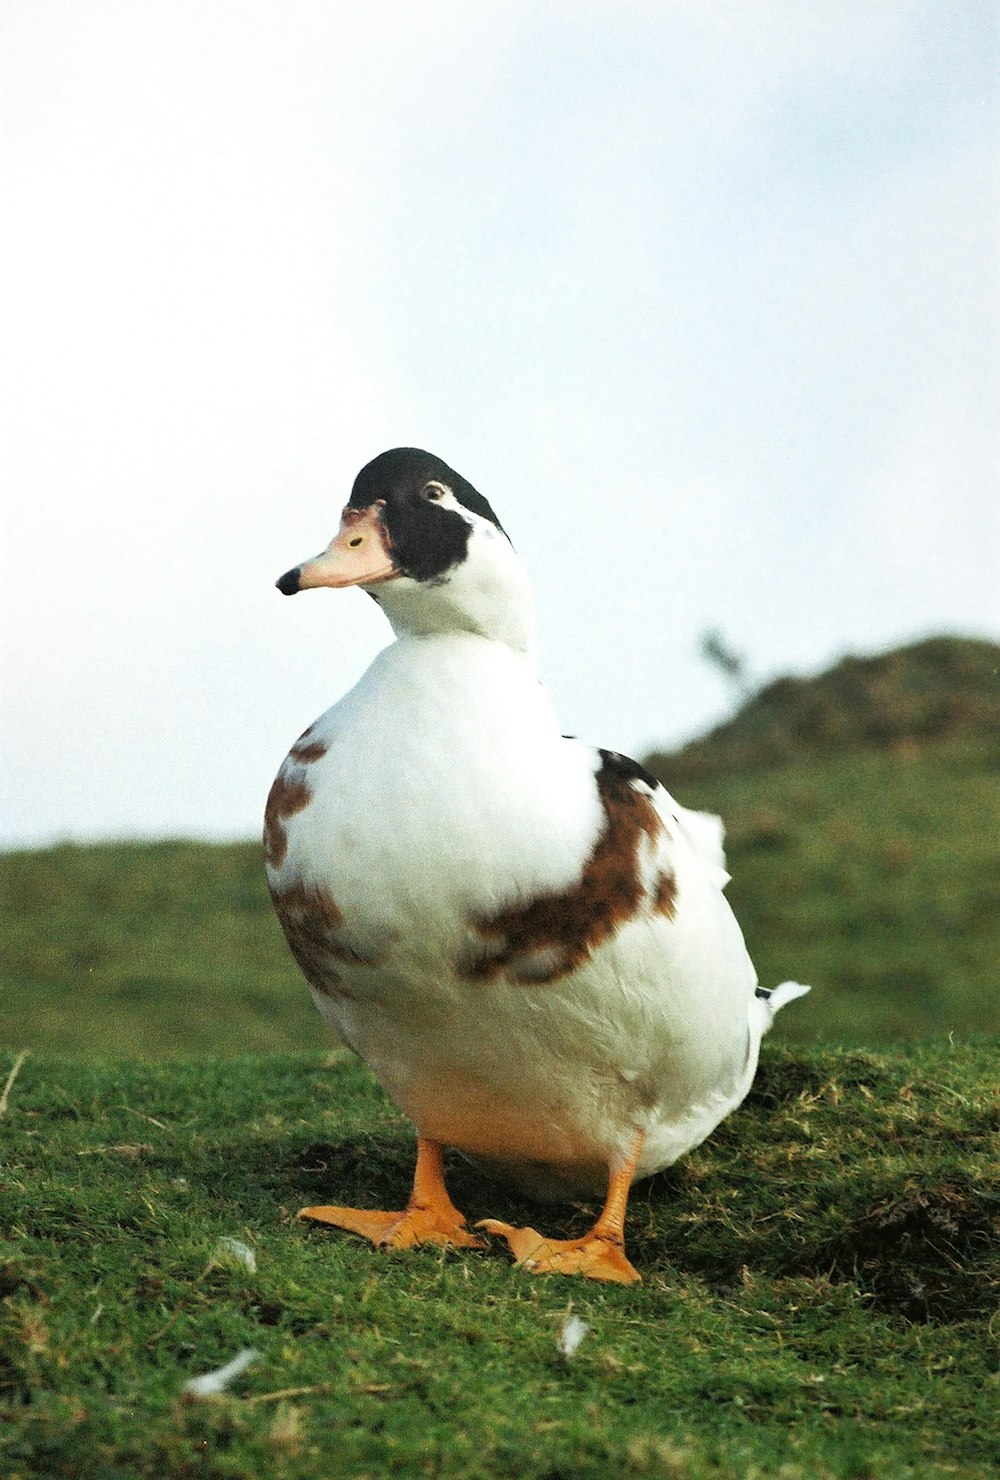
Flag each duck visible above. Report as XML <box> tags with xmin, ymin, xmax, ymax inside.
<box><xmin>265</xmin><ymin>447</ymin><xmax>809</xmax><ymax>1283</ymax></box>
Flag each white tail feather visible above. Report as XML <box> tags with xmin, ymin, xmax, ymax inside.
<box><xmin>756</xmin><ymin>981</ymin><xmax>811</xmax><ymax>1031</ymax></box>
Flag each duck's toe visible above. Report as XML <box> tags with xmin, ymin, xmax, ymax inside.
<box><xmin>479</xmin><ymin>1219</ymin><xmax>641</xmax><ymax>1284</ymax></box>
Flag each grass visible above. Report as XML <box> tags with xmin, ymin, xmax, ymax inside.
<box><xmin>2</xmin><ymin>1042</ymin><xmax>998</xmax><ymax>1478</ymax></box>
<box><xmin>0</xmin><ymin>840</ymin><xmax>328</xmax><ymax>1058</ymax></box>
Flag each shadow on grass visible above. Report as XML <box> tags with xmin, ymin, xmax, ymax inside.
<box><xmin>264</xmin><ymin>1118</ymin><xmax>999</xmax><ymax>1327</ymax></box>
<box><xmin>284</xmin><ymin>1132</ymin><xmax>610</xmax><ymax>1241</ymax></box>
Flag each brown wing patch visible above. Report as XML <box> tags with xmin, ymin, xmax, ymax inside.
<box><xmin>463</xmin><ymin>753</ymin><xmax>676</xmax><ymax>985</ymax></box>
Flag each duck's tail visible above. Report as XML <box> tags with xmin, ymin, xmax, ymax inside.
<box><xmin>753</xmin><ymin>981</ymin><xmax>811</xmax><ymax>1032</ymax></box>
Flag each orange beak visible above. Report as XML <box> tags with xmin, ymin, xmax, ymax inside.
<box><xmin>276</xmin><ymin>502</ymin><xmax>399</xmax><ymax>595</ymax></box>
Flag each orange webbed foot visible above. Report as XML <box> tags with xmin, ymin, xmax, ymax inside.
<box><xmin>479</xmin><ymin>1133</ymin><xmax>646</xmax><ymax>1284</ymax></box>
<box><xmin>298</xmin><ymin>1137</ymin><xmax>485</xmax><ymax>1253</ymax></box>
<box><xmin>299</xmin><ymin>1201</ymin><xmax>485</xmax><ymax>1250</ymax></box>
<box><xmin>479</xmin><ymin>1220</ymin><xmax>641</xmax><ymax>1284</ymax></box>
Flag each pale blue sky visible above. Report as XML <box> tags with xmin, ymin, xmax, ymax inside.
<box><xmin>2</xmin><ymin>1</ymin><xmax>997</xmax><ymax>845</ymax></box>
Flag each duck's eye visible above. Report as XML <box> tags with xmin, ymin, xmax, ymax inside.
<box><xmin>422</xmin><ymin>481</ymin><xmax>449</xmax><ymax>501</ymax></box>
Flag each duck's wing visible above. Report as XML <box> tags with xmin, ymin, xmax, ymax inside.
<box><xmin>464</xmin><ymin>742</ymin><xmax>727</xmax><ymax>987</ymax></box>
<box><xmin>585</xmin><ymin>746</ymin><xmax>732</xmax><ymax>891</ymax></box>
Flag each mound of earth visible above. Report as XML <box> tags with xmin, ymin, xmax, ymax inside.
<box><xmin>646</xmin><ymin>635</ymin><xmax>1000</xmax><ymax>781</ymax></box>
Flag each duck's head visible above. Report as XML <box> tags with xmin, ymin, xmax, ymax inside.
<box><xmin>277</xmin><ymin>448</ymin><xmax>535</xmax><ymax>656</ymax></box>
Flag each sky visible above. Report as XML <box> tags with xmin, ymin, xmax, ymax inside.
<box><xmin>2</xmin><ymin>0</ymin><xmax>997</xmax><ymax>848</ymax></box>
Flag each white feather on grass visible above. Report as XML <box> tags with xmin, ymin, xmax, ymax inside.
<box><xmin>212</xmin><ymin>1237</ymin><xmax>257</xmax><ymax>1273</ymax></box>
<box><xmin>557</xmin><ymin>1314</ymin><xmax>590</xmax><ymax>1358</ymax></box>
<box><xmin>182</xmin><ymin>1347</ymin><xmax>260</xmax><ymax>1398</ymax></box>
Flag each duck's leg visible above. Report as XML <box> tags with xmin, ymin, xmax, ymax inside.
<box><xmin>480</xmin><ymin>1134</ymin><xmax>644</xmax><ymax>1284</ymax></box>
<box><xmin>299</xmin><ymin>1136</ymin><xmax>485</xmax><ymax>1251</ymax></box>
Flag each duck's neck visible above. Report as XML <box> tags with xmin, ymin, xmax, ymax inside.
<box><xmin>373</xmin><ymin>558</ymin><xmax>539</xmax><ymax>671</ymax></box>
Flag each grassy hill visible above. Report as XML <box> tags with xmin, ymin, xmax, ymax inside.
<box><xmin>1</xmin><ymin>1043</ymin><xmax>997</xmax><ymax>1478</ymax></box>
<box><xmin>2</xmin><ymin>635</ymin><xmax>997</xmax><ymax>1056</ymax></box>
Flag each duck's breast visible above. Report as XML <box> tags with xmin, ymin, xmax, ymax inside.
<box><xmin>265</xmin><ymin>634</ymin><xmax>605</xmax><ymax>980</ymax></box>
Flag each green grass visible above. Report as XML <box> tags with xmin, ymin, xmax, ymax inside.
<box><xmin>2</xmin><ymin>1043</ymin><xmax>998</xmax><ymax>1478</ymax></box>
<box><xmin>0</xmin><ymin>840</ymin><xmax>328</xmax><ymax>1058</ymax></box>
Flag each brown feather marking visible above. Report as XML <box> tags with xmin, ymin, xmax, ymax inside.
<box><xmin>263</xmin><ymin>765</ymin><xmax>313</xmax><ymax>870</ymax></box>
<box><xmin>264</xmin><ymin>728</ymin><xmax>329</xmax><ymax>868</ymax></box>
<box><xmin>653</xmin><ymin>870</ymin><xmax>677</xmax><ymax>919</ymax></box>
<box><xmin>289</xmin><ymin>724</ymin><xmax>329</xmax><ymax>765</ymax></box>
<box><xmin>464</xmin><ymin>761</ymin><xmax>675</xmax><ymax>984</ymax></box>
<box><xmin>290</xmin><ymin>740</ymin><xmax>329</xmax><ymax>763</ymax></box>
<box><xmin>270</xmin><ymin>878</ymin><xmax>380</xmax><ymax>1001</ymax></box>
